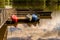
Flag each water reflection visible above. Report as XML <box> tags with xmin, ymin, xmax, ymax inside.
<box><xmin>9</xmin><ymin>27</ymin><xmax>21</xmax><ymax>32</ymax></box>
<box><xmin>7</xmin><ymin>37</ymin><xmax>32</xmax><ymax>40</ymax></box>
<box><xmin>37</xmin><ymin>38</ymin><xmax>60</xmax><ymax>40</ymax></box>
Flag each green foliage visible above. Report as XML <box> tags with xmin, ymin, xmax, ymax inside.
<box><xmin>0</xmin><ymin>0</ymin><xmax>4</xmax><ymax>8</ymax></box>
<box><xmin>0</xmin><ymin>0</ymin><xmax>59</xmax><ymax>11</ymax></box>
<box><xmin>11</xmin><ymin>0</ymin><xmax>60</xmax><ymax>11</ymax></box>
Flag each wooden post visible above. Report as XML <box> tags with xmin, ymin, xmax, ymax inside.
<box><xmin>0</xmin><ymin>23</ymin><xmax>7</xmax><ymax>40</ymax></box>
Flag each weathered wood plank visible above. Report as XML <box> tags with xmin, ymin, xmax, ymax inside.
<box><xmin>0</xmin><ymin>23</ymin><xmax>7</xmax><ymax>40</ymax></box>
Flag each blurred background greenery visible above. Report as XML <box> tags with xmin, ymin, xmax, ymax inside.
<box><xmin>0</xmin><ymin>0</ymin><xmax>60</xmax><ymax>11</ymax></box>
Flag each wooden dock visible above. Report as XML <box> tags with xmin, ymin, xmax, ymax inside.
<box><xmin>0</xmin><ymin>8</ymin><xmax>52</xmax><ymax>40</ymax></box>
